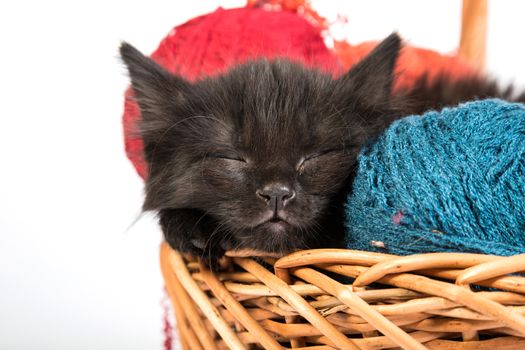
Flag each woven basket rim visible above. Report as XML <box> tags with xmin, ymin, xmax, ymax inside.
<box><xmin>161</xmin><ymin>244</ymin><xmax>525</xmax><ymax>349</ymax></box>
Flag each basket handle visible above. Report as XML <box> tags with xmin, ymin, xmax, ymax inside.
<box><xmin>458</xmin><ymin>0</ymin><xmax>487</xmax><ymax>71</ymax></box>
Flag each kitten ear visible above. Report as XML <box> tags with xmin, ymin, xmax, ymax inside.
<box><xmin>120</xmin><ymin>42</ymin><xmax>190</xmax><ymax>118</ymax></box>
<box><xmin>338</xmin><ymin>33</ymin><xmax>401</xmax><ymax>105</ymax></box>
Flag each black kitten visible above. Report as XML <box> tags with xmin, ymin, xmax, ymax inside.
<box><xmin>120</xmin><ymin>33</ymin><xmax>523</xmax><ymax>264</ymax></box>
<box><xmin>120</xmin><ymin>34</ymin><xmax>403</xmax><ymax>263</ymax></box>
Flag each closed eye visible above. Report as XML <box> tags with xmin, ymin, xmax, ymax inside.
<box><xmin>297</xmin><ymin>148</ymin><xmax>344</xmax><ymax>173</ymax></box>
<box><xmin>304</xmin><ymin>148</ymin><xmax>343</xmax><ymax>161</ymax></box>
<box><xmin>207</xmin><ymin>152</ymin><xmax>247</xmax><ymax>163</ymax></box>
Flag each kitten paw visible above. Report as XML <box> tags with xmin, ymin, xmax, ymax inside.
<box><xmin>167</xmin><ymin>238</ymin><xmax>224</xmax><ymax>270</ymax></box>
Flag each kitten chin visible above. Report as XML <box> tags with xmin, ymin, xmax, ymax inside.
<box><xmin>121</xmin><ymin>33</ymin><xmax>525</xmax><ymax>263</ymax></box>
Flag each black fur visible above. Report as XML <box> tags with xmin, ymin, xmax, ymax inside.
<box><xmin>120</xmin><ymin>33</ymin><xmax>523</xmax><ymax>264</ymax></box>
<box><xmin>401</xmin><ymin>73</ymin><xmax>525</xmax><ymax>115</ymax></box>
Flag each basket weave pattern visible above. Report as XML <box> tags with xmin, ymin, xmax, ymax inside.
<box><xmin>160</xmin><ymin>243</ymin><xmax>525</xmax><ymax>349</ymax></box>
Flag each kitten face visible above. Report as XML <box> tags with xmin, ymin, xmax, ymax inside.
<box><xmin>120</xmin><ymin>34</ymin><xmax>401</xmax><ymax>254</ymax></box>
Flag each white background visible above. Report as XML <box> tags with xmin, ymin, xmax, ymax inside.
<box><xmin>1</xmin><ymin>1</ymin><xmax>524</xmax><ymax>349</ymax></box>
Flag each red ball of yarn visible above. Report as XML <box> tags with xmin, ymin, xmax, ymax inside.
<box><xmin>122</xmin><ymin>7</ymin><xmax>339</xmax><ymax>179</ymax></box>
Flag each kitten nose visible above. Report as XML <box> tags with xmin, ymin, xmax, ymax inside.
<box><xmin>256</xmin><ymin>184</ymin><xmax>296</xmax><ymax>211</ymax></box>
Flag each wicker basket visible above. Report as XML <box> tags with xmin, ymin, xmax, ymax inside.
<box><xmin>159</xmin><ymin>243</ymin><xmax>525</xmax><ymax>349</ymax></box>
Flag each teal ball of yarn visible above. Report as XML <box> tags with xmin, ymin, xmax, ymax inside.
<box><xmin>345</xmin><ymin>99</ymin><xmax>525</xmax><ymax>256</ymax></box>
